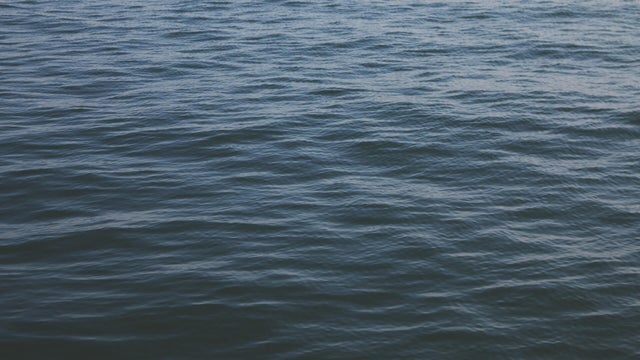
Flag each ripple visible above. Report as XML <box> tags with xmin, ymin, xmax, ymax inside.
<box><xmin>1</xmin><ymin>0</ymin><xmax>639</xmax><ymax>358</ymax></box>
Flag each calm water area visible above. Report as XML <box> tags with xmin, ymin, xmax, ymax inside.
<box><xmin>1</xmin><ymin>0</ymin><xmax>639</xmax><ymax>358</ymax></box>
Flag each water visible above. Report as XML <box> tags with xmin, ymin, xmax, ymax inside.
<box><xmin>1</xmin><ymin>0</ymin><xmax>639</xmax><ymax>358</ymax></box>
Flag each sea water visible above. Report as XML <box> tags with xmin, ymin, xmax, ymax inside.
<box><xmin>1</xmin><ymin>1</ymin><xmax>639</xmax><ymax>358</ymax></box>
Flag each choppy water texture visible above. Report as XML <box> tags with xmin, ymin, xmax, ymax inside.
<box><xmin>1</xmin><ymin>0</ymin><xmax>639</xmax><ymax>358</ymax></box>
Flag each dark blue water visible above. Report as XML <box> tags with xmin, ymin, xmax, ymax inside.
<box><xmin>1</xmin><ymin>0</ymin><xmax>639</xmax><ymax>358</ymax></box>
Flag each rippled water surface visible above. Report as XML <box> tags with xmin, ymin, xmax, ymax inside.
<box><xmin>1</xmin><ymin>0</ymin><xmax>639</xmax><ymax>358</ymax></box>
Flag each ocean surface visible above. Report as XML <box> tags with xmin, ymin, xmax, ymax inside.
<box><xmin>1</xmin><ymin>0</ymin><xmax>639</xmax><ymax>358</ymax></box>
